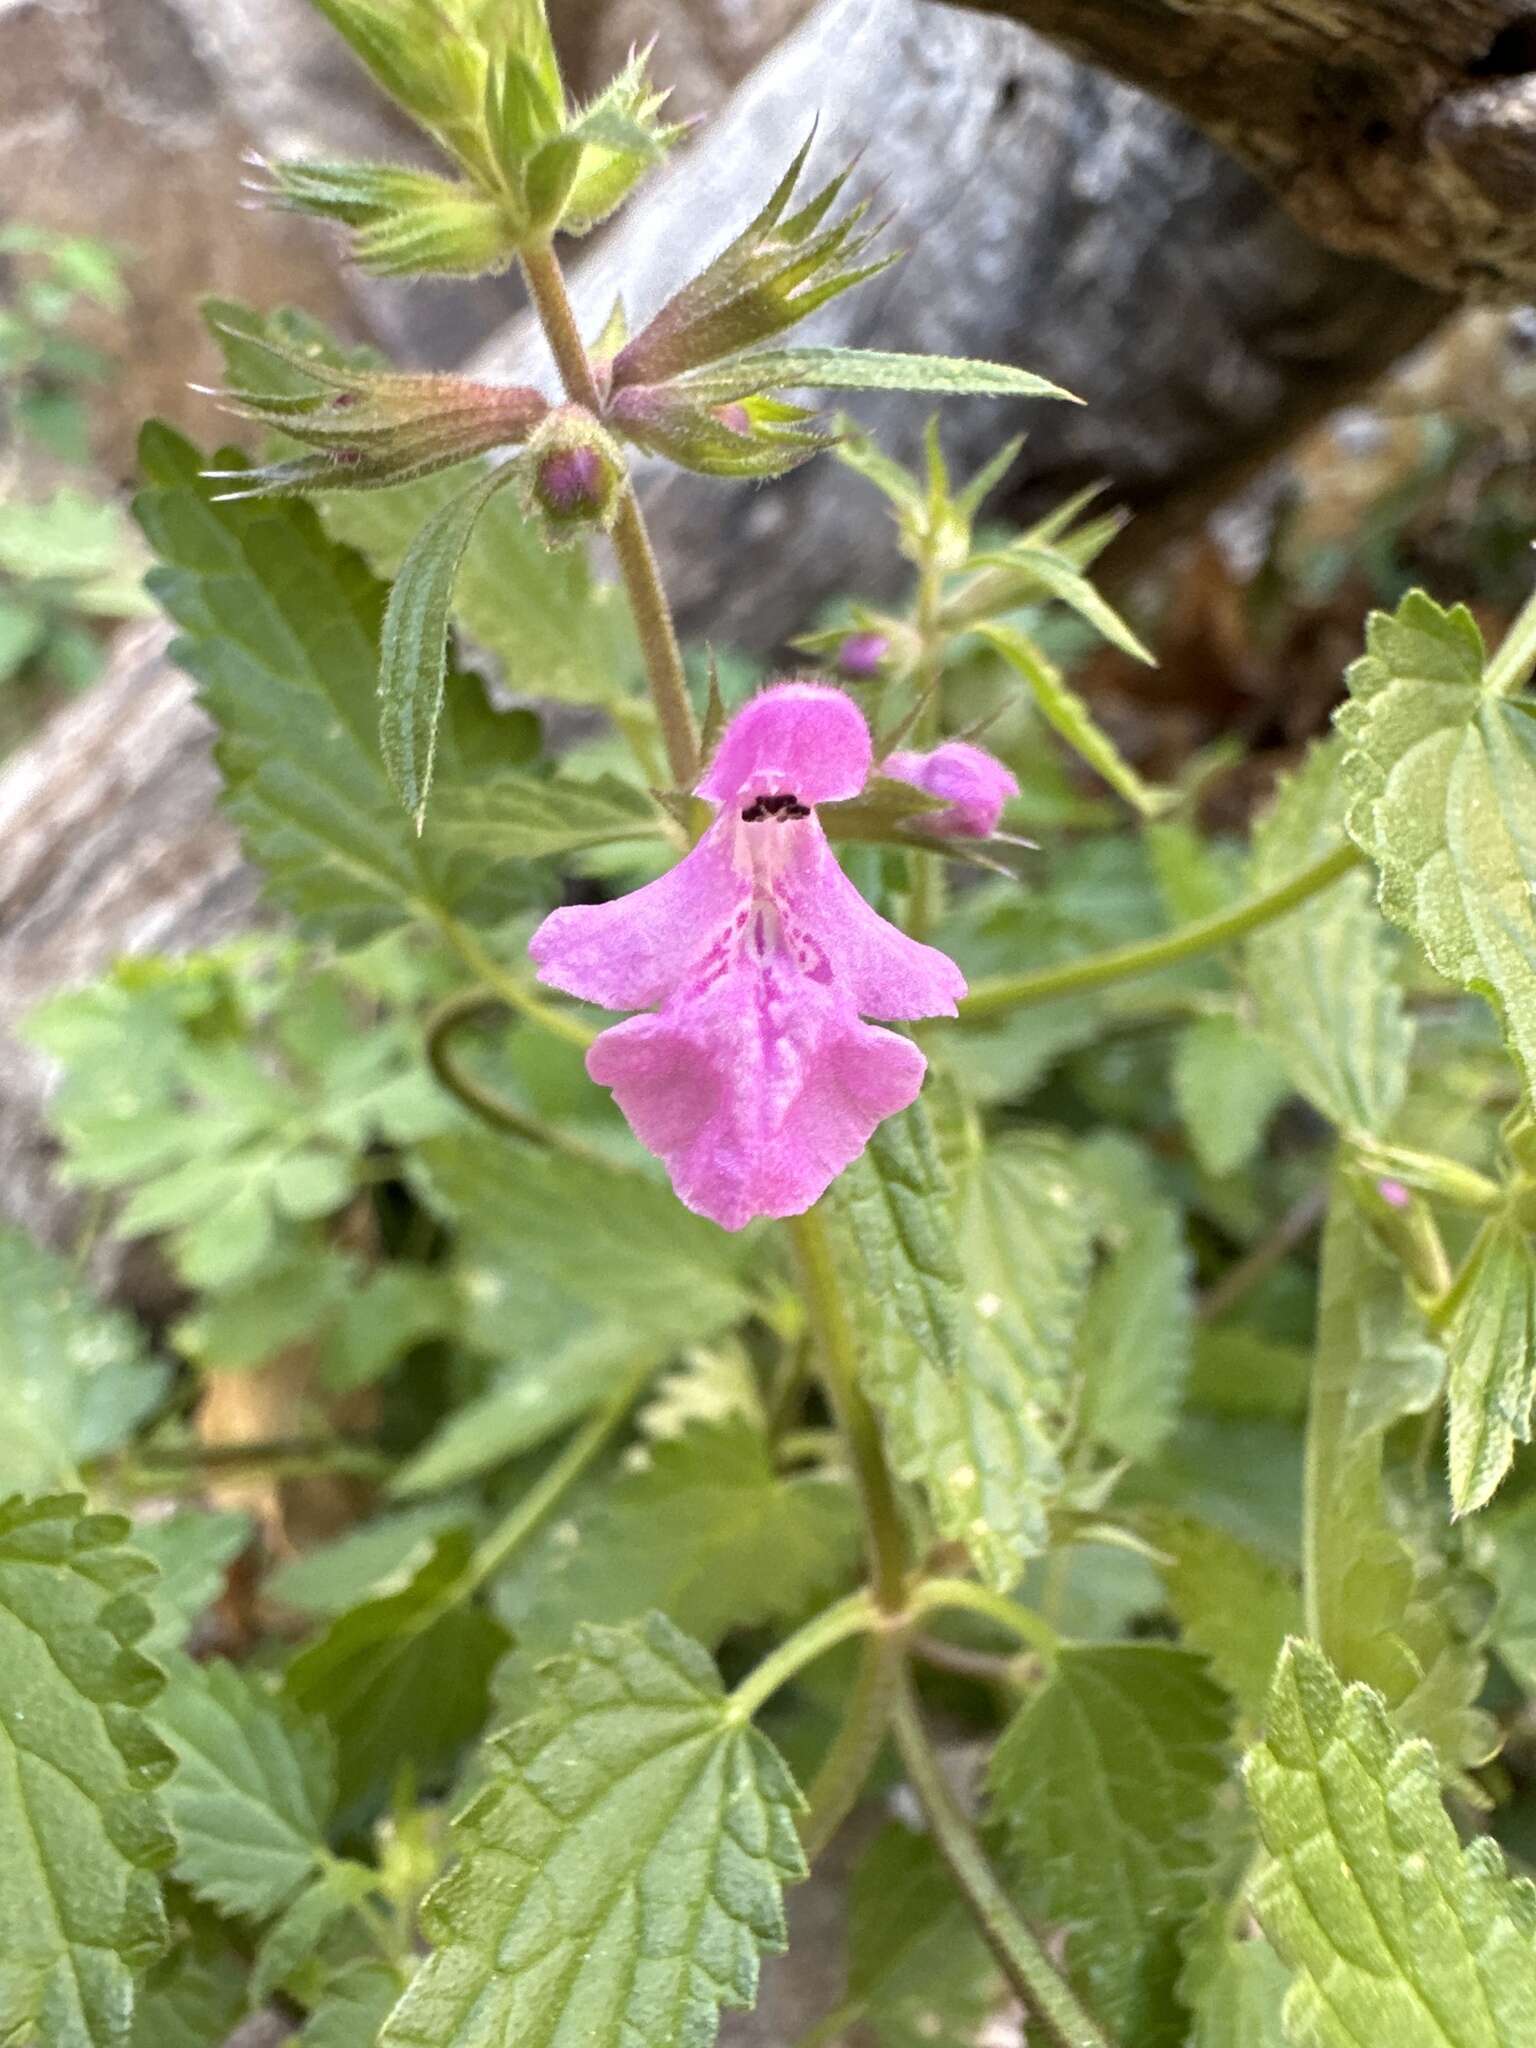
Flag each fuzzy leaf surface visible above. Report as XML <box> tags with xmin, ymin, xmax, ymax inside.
<box><xmin>153</xmin><ymin>1653</ymin><xmax>333</xmax><ymax>1918</ymax></box>
<box><xmin>1445</xmin><ymin>1214</ymin><xmax>1536</xmax><ymax>1515</ymax></box>
<box><xmin>0</xmin><ymin>1495</ymin><xmax>176</xmax><ymax>2048</ymax></box>
<box><xmin>428</xmin><ymin>770</ymin><xmax>662</xmax><ymax>858</ymax></box>
<box><xmin>977</xmin><ymin>622</ymin><xmax>1167</xmax><ymax>814</ymax></box>
<box><xmin>1172</xmin><ymin>1014</ymin><xmax>1292</xmax><ymax>1179</ymax></box>
<box><xmin>835</xmin><ymin>1103</ymin><xmax>1061</xmax><ymax>1589</ymax></box>
<box><xmin>988</xmin><ymin>1643</ymin><xmax>1231</xmax><ymax>2046</ymax></box>
<box><xmin>1248</xmin><ymin>740</ymin><xmax>1411</xmax><ymax>1134</ymax></box>
<box><xmin>1248</xmin><ymin>1639</ymin><xmax>1536</xmax><ymax>2047</ymax></box>
<box><xmin>323</xmin><ymin>465</ymin><xmax>638</xmax><ymax>704</ymax></box>
<box><xmin>134</xmin><ymin>426</ymin><xmax>531</xmax><ymax>944</ymax></box>
<box><xmin>1339</xmin><ymin>590</ymin><xmax>1536</xmax><ymax>1103</ymax></box>
<box><xmin>674</xmin><ymin>346</ymin><xmax>1075</xmax><ymax>402</ymax></box>
<box><xmin>0</xmin><ymin>1227</ymin><xmax>167</xmax><ymax>1495</ymax></box>
<box><xmin>378</xmin><ymin>462</ymin><xmax>517</xmax><ymax>822</ymax></box>
<box><xmin>378</xmin><ymin>1612</ymin><xmax>805</xmax><ymax>2048</ymax></box>
<box><xmin>1308</xmin><ymin>1195</ymin><xmax>1493</xmax><ymax>1781</ymax></box>
<box><xmin>1074</xmin><ymin>1163</ymin><xmax>1192</xmax><ymax>1462</ymax></box>
<box><xmin>490</xmin><ymin>1418</ymin><xmax>859</xmax><ymax>1650</ymax></box>
<box><xmin>132</xmin><ymin>1510</ymin><xmax>252</xmax><ymax>1658</ymax></box>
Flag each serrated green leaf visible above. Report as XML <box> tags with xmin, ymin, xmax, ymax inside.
<box><xmin>1308</xmin><ymin>1193</ymin><xmax>1493</xmax><ymax>1781</ymax></box>
<box><xmin>846</xmin><ymin>1823</ymin><xmax>999</xmax><ymax>2048</ymax></box>
<box><xmin>1075</xmin><ymin>1181</ymin><xmax>1193</xmax><ymax>1462</ymax></box>
<box><xmin>490</xmin><ymin>1418</ymin><xmax>859</xmax><ymax>1651</ymax></box>
<box><xmin>958</xmin><ymin>1128</ymin><xmax>1093</xmax><ymax>1422</ymax></box>
<box><xmin>153</xmin><ymin>1653</ymin><xmax>333</xmax><ymax>1918</ymax></box>
<box><xmin>1445</xmin><ymin>1214</ymin><xmax>1536</xmax><ymax>1516</ymax></box>
<box><xmin>378</xmin><ymin>462</ymin><xmax>518</xmax><ymax>823</ymax></box>
<box><xmin>129</xmin><ymin>1916</ymin><xmax>247</xmax><ymax>2048</ymax></box>
<box><xmin>322</xmin><ymin>465</ymin><xmax>638</xmax><ymax>705</ymax></box>
<box><xmin>973</xmin><ymin>543</ymin><xmax>1154</xmax><ymax>664</ymax></box>
<box><xmin>0</xmin><ymin>1228</ymin><xmax>167</xmax><ymax>1495</ymax></box>
<box><xmin>988</xmin><ymin>1643</ymin><xmax>1232</xmax><ymax>2046</ymax></box>
<box><xmin>134</xmin><ymin>425</ymin><xmax>534</xmax><ymax>944</ymax></box>
<box><xmin>408</xmin><ymin>1126</ymin><xmax>752</xmax><ymax>1461</ymax></box>
<box><xmin>1248</xmin><ymin>1639</ymin><xmax>1536</xmax><ymax>2048</ymax></box>
<box><xmin>1172</xmin><ymin>1014</ymin><xmax>1292</xmax><ymax>1179</ymax></box>
<box><xmin>427</xmin><ymin>768</ymin><xmax>663</xmax><ymax>857</ymax></box>
<box><xmin>1339</xmin><ymin>589</ymin><xmax>1536</xmax><ymax>1106</ymax></box>
<box><xmin>379</xmin><ymin>1612</ymin><xmax>805</xmax><ymax>2048</ymax></box>
<box><xmin>283</xmin><ymin>1530</ymin><xmax>507</xmax><ymax>1812</ymax></box>
<box><xmin>0</xmin><ymin>1494</ymin><xmax>175</xmax><ymax>2048</ymax></box>
<box><xmin>675</xmin><ymin>346</ymin><xmax>1076</xmax><ymax>403</ymax></box>
<box><xmin>132</xmin><ymin>1509</ymin><xmax>252</xmax><ymax>1657</ymax></box>
<box><xmin>976</xmin><ymin>621</ymin><xmax>1170</xmax><ymax>816</ymax></box>
<box><xmin>1155</xmin><ymin>1513</ymin><xmax>1300</xmax><ymax>1722</ymax></box>
<box><xmin>1247</xmin><ymin>740</ymin><xmax>1412</xmax><ymax>1134</ymax></box>
<box><xmin>834</xmin><ymin>1102</ymin><xmax>1060</xmax><ymax>1589</ymax></box>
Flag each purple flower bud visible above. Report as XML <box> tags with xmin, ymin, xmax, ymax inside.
<box><xmin>837</xmin><ymin>632</ymin><xmax>890</xmax><ymax>680</ymax></box>
<box><xmin>535</xmin><ymin>444</ymin><xmax>607</xmax><ymax>520</ymax></box>
<box><xmin>715</xmin><ymin>403</ymin><xmax>752</xmax><ymax>437</ymax></box>
<box><xmin>1377</xmin><ymin>1177</ymin><xmax>1412</xmax><ymax>1210</ymax></box>
<box><xmin>521</xmin><ymin>405</ymin><xmax>624</xmax><ymax>540</ymax></box>
<box><xmin>883</xmin><ymin>740</ymin><xmax>1020</xmax><ymax>838</ymax></box>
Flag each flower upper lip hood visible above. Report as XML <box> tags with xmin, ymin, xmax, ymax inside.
<box><xmin>529</xmin><ymin>681</ymin><xmax>965</xmax><ymax>1230</ymax></box>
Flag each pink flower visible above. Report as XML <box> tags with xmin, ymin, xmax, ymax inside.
<box><xmin>883</xmin><ymin>739</ymin><xmax>1019</xmax><ymax>838</ymax></box>
<box><xmin>529</xmin><ymin>682</ymin><xmax>965</xmax><ymax>1230</ymax></box>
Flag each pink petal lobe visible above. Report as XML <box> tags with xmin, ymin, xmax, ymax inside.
<box><xmin>528</xmin><ymin>822</ymin><xmax>745</xmax><ymax>1011</ymax></box>
<box><xmin>587</xmin><ymin>965</ymin><xmax>926</xmax><ymax>1231</ymax></box>
<box><xmin>698</xmin><ymin>680</ymin><xmax>871</xmax><ymax>805</ymax></box>
<box><xmin>884</xmin><ymin>740</ymin><xmax>1020</xmax><ymax>838</ymax></box>
<box><xmin>774</xmin><ymin>824</ymin><xmax>965</xmax><ymax>1020</ymax></box>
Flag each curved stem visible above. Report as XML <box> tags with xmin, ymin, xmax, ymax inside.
<box><xmin>1487</xmin><ymin>579</ymin><xmax>1536</xmax><ymax>697</ymax></box>
<box><xmin>786</xmin><ymin>1206</ymin><xmax>910</xmax><ymax>1611</ymax></box>
<box><xmin>907</xmin><ymin>1576</ymin><xmax>1062</xmax><ymax>1668</ymax></box>
<box><xmin>519</xmin><ymin>239</ymin><xmax>700</xmax><ymax>788</ymax></box>
<box><xmin>437</xmin><ymin>913</ymin><xmax>595</xmax><ymax>1049</ymax></box>
<box><xmin>728</xmin><ymin>1590</ymin><xmax>883</xmax><ymax>1722</ymax></box>
<box><xmin>889</xmin><ymin>1669</ymin><xmax>1115</xmax><ymax>2048</ymax></box>
<box><xmin>959</xmin><ymin>840</ymin><xmax>1363</xmax><ymax>1021</ymax></box>
<box><xmin>797</xmin><ymin>1634</ymin><xmax>901</xmax><ymax>1860</ymax></box>
<box><xmin>425</xmin><ymin>987</ymin><xmax>607</xmax><ymax>1162</ymax></box>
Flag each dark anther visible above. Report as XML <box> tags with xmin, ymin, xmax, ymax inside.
<box><xmin>330</xmin><ymin>392</ymin><xmax>359</xmax><ymax>409</ymax></box>
<box><xmin>740</xmin><ymin>800</ymin><xmax>767</xmax><ymax>822</ymax></box>
<box><xmin>331</xmin><ymin>447</ymin><xmax>363</xmax><ymax>465</ymax></box>
<box><xmin>783</xmin><ymin>803</ymin><xmax>810</xmax><ymax>819</ymax></box>
<box><xmin>1468</xmin><ymin>15</ymin><xmax>1536</xmax><ymax>77</ymax></box>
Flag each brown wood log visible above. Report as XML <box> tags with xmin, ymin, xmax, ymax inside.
<box><xmin>959</xmin><ymin>0</ymin><xmax>1536</xmax><ymax>297</ymax></box>
<box><xmin>0</xmin><ymin>0</ymin><xmax>1450</xmax><ymax>1268</ymax></box>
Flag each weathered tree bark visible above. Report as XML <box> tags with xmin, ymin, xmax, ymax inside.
<box><xmin>1</xmin><ymin>0</ymin><xmax>1452</xmax><ymax>1266</ymax></box>
<box><xmin>961</xmin><ymin>0</ymin><xmax>1536</xmax><ymax>297</ymax></box>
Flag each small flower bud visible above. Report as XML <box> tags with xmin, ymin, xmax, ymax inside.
<box><xmin>1376</xmin><ymin>1177</ymin><xmax>1412</xmax><ymax>1210</ymax></box>
<box><xmin>882</xmin><ymin>740</ymin><xmax>1020</xmax><ymax>839</ymax></box>
<box><xmin>522</xmin><ymin>404</ymin><xmax>625</xmax><ymax>543</ymax></box>
<box><xmin>837</xmin><ymin>631</ymin><xmax>890</xmax><ymax>679</ymax></box>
